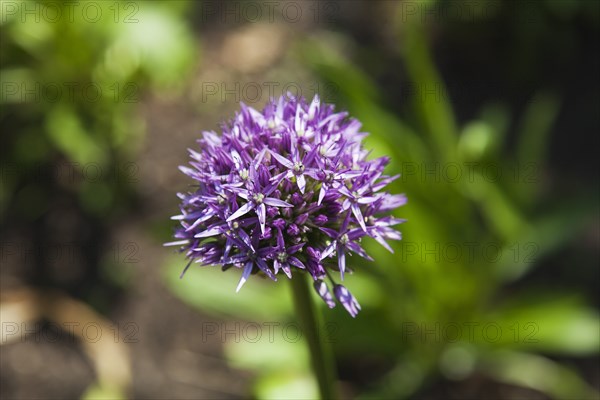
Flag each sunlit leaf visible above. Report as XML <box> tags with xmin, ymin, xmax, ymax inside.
<box><xmin>254</xmin><ymin>372</ymin><xmax>319</xmax><ymax>400</ymax></box>
<box><xmin>163</xmin><ymin>255</ymin><xmax>293</xmax><ymax>320</ymax></box>
<box><xmin>46</xmin><ymin>106</ymin><xmax>107</xmax><ymax>165</ymax></box>
<box><xmin>482</xmin><ymin>350</ymin><xmax>599</xmax><ymax>399</ymax></box>
<box><xmin>484</xmin><ymin>295</ymin><xmax>600</xmax><ymax>355</ymax></box>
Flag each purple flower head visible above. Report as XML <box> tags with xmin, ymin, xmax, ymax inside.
<box><xmin>166</xmin><ymin>93</ymin><xmax>406</xmax><ymax>317</ymax></box>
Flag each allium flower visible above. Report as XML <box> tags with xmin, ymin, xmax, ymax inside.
<box><xmin>166</xmin><ymin>94</ymin><xmax>406</xmax><ymax>317</ymax></box>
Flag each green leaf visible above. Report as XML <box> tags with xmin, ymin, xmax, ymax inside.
<box><xmin>494</xmin><ymin>197</ymin><xmax>597</xmax><ymax>281</ymax></box>
<box><xmin>162</xmin><ymin>255</ymin><xmax>293</xmax><ymax>320</ymax></box>
<box><xmin>481</xmin><ymin>350</ymin><xmax>599</xmax><ymax>400</ymax></box>
<box><xmin>458</xmin><ymin>121</ymin><xmax>498</xmax><ymax>162</ymax></box>
<box><xmin>81</xmin><ymin>382</ymin><xmax>126</xmax><ymax>400</ymax></box>
<box><xmin>224</xmin><ymin>325</ymin><xmax>309</xmax><ymax>373</ymax></box>
<box><xmin>0</xmin><ymin>68</ymin><xmax>35</xmax><ymax>104</ymax></box>
<box><xmin>223</xmin><ymin>322</ymin><xmax>317</xmax><ymax>399</ymax></box>
<box><xmin>398</xmin><ymin>13</ymin><xmax>458</xmax><ymax>161</ymax></box>
<box><xmin>46</xmin><ymin>106</ymin><xmax>107</xmax><ymax>165</ymax></box>
<box><xmin>479</xmin><ymin>103</ymin><xmax>511</xmax><ymax>150</ymax></box>
<box><xmin>516</xmin><ymin>92</ymin><xmax>560</xmax><ymax>169</ymax></box>
<box><xmin>115</xmin><ymin>5</ymin><xmax>197</xmax><ymax>87</ymax></box>
<box><xmin>485</xmin><ymin>295</ymin><xmax>600</xmax><ymax>355</ymax></box>
<box><xmin>254</xmin><ymin>372</ymin><xmax>319</xmax><ymax>400</ymax></box>
<box><xmin>461</xmin><ymin>171</ymin><xmax>529</xmax><ymax>240</ymax></box>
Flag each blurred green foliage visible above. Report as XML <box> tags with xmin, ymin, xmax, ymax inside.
<box><xmin>0</xmin><ymin>0</ymin><xmax>196</xmax><ymax>218</ymax></box>
<box><xmin>1</xmin><ymin>0</ymin><xmax>197</xmax><ymax>397</ymax></box>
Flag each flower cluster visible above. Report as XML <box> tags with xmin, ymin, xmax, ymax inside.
<box><xmin>166</xmin><ymin>94</ymin><xmax>406</xmax><ymax>317</ymax></box>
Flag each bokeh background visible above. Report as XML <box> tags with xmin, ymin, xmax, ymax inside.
<box><xmin>1</xmin><ymin>0</ymin><xmax>599</xmax><ymax>399</ymax></box>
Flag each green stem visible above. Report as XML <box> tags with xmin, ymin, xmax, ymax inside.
<box><xmin>290</xmin><ymin>274</ymin><xmax>339</xmax><ymax>400</ymax></box>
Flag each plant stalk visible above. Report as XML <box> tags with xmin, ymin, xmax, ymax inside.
<box><xmin>290</xmin><ymin>274</ymin><xmax>339</xmax><ymax>399</ymax></box>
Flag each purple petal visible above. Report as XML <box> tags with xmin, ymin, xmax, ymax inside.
<box><xmin>308</xmin><ymin>94</ymin><xmax>320</xmax><ymax>120</ymax></box>
<box><xmin>236</xmin><ymin>261</ymin><xmax>254</xmax><ymax>292</ymax></box>
<box><xmin>297</xmin><ymin>174</ymin><xmax>306</xmax><ymax>194</ymax></box>
<box><xmin>319</xmin><ymin>227</ymin><xmax>338</xmax><ymax>239</ymax></box>
<box><xmin>227</xmin><ymin>202</ymin><xmax>254</xmax><ymax>222</ymax></box>
<box><xmin>337</xmin><ymin>244</ymin><xmax>346</xmax><ymax>280</ymax></box>
<box><xmin>314</xmin><ymin>215</ymin><xmax>328</xmax><ymax>226</ymax></box>
<box><xmin>276</xmin><ymin>229</ymin><xmax>285</xmax><ymax>249</ymax></box>
<box><xmin>274</xmin><ymin>259</ymin><xmax>281</xmax><ymax>274</ymax></box>
<box><xmin>333</xmin><ymin>285</ymin><xmax>361</xmax><ymax>317</ymax></box>
<box><xmin>347</xmin><ymin>227</ymin><xmax>367</xmax><ymax>240</ymax></box>
<box><xmin>320</xmin><ymin>243</ymin><xmax>336</xmax><ymax>260</ymax></box>
<box><xmin>379</xmin><ymin>193</ymin><xmax>407</xmax><ymax>211</ymax></box>
<box><xmin>256</xmin><ymin>258</ymin><xmax>277</xmax><ymax>281</ymax></box>
<box><xmin>231</xmin><ymin>150</ymin><xmax>243</xmax><ymax>169</ymax></box>
<box><xmin>357</xmin><ymin>196</ymin><xmax>379</xmax><ymax>205</ymax></box>
<box><xmin>375</xmin><ymin>216</ymin><xmax>407</xmax><ymax>227</ymax></box>
<box><xmin>269</xmin><ymin>150</ymin><xmax>294</xmax><ymax>169</ymax></box>
<box><xmin>347</xmin><ymin>241</ymin><xmax>374</xmax><ymax>260</ymax></box>
<box><xmin>286</xmin><ymin>224</ymin><xmax>300</xmax><ymax>236</ymax></box>
<box><xmin>164</xmin><ymin>240</ymin><xmax>190</xmax><ymax>247</ymax></box>
<box><xmin>313</xmin><ymin>280</ymin><xmax>335</xmax><ymax>309</ymax></box>
<box><xmin>304</xmin><ymin>168</ymin><xmax>320</xmax><ymax>180</ymax></box>
<box><xmin>255</xmin><ymin>146</ymin><xmax>268</xmax><ymax>165</ymax></box>
<box><xmin>185</xmin><ymin>211</ymin><xmax>216</xmax><ymax>231</ymax></box>
<box><xmin>236</xmin><ymin>191</ymin><xmax>250</xmax><ymax>200</ymax></box>
<box><xmin>339</xmin><ymin>170</ymin><xmax>363</xmax><ymax>180</ymax></box>
<box><xmin>263</xmin><ymin>197</ymin><xmax>293</xmax><ymax>208</ymax></box>
<box><xmin>295</xmin><ymin>213</ymin><xmax>309</xmax><ymax>225</ymax></box>
<box><xmin>287</xmin><ymin>242</ymin><xmax>305</xmax><ymax>254</ymax></box>
<box><xmin>351</xmin><ymin>203</ymin><xmax>367</xmax><ymax>232</ymax></box>
<box><xmin>237</xmin><ymin>228</ymin><xmax>255</xmax><ymax>251</ymax></box>
<box><xmin>372</xmin><ymin>231</ymin><xmax>394</xmax><ymax>253</ymax></box>
<box><xmin>383</xmin><ymin>229</ymin><xmax>402</xmax><ymax>241</ymax></box>
<box><xmin>288</xmin><ymin>256</ymin><xmax>306</xmax><ymax>269</ymax></box>
<box><xmin>257</xmin><ymin>203</ymin><xmax>266</xmax><ymax>234</ymax></box>
<box><xmin>340</xmin><ymin>211</ymin><xmax>352</xmax><ymax>232</ymax></box>
<box><xmin>318</xmin><ymin>186</ymin><xmax>327</xmax><ymax>205</ymax></box>
<box><xmin>281</xmin><ymin>263</ymin><xmax>292</xmax><ymax>279</ymax></box>
<box><xmin>194</xmin><ymin>224</ymin><xmax>226</xmax><ymax>238</ymax></box>
<box><xmin>338</xmin><ymin>186</ymin><xmax>354</xmax><ymax>198</ymax></box>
